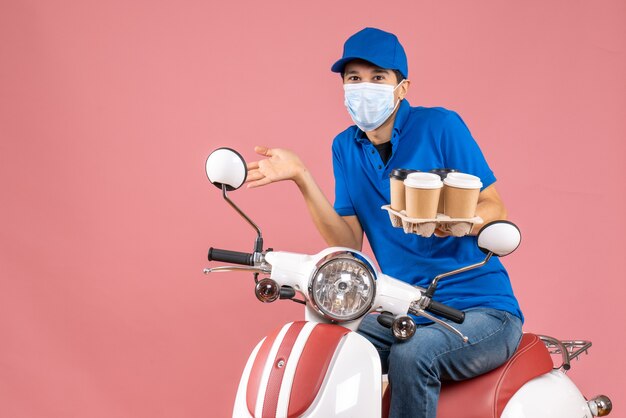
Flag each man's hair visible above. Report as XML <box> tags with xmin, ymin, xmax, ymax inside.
<box><xmin>341</xmin><ymin>69</ymin><xmax>406</xmax><ymax>84</ymax></box>
<box><xmin>392</xmin><ymin>70</ymin><xmax>406</xmax><ymax>84</ymax></box>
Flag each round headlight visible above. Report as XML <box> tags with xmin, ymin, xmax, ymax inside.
<box><xmin>309</xmin><ymin>252</ymin><xmax>376</xmax><ymax>322</ymax></box>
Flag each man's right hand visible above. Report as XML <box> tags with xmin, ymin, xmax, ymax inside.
<box><xmin>246</xmin><ymin>146</ymin><xmax>307</xmax><ymax>188</ymax></box>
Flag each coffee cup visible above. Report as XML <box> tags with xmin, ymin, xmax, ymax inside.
<box><xmin>429</xmin><ymin>168</ymin><xmax>458</xmax><ymax>214</ymax></box>
<box><xmin>389</xmin><ymin>169</ymin><xmax>418</xmax><ymax>212</ymax></box>
<box><xmin>403</xmin><ymin>172</ymin><xmax>443</xmax><ymax>219</ymax></box>
<box><xmin>443</xmin><ymin>173</ymin><xmax>482</xmax><ymax>218</ymax></box>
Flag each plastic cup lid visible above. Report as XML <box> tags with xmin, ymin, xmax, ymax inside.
<box><xmin>443</xmin><ymin>172</ymin><xmax>483</xmax><ymax>189</ymax></box>
<box><xmin>404</xmin><ymin>172</ymin><xmax>443</xmax><ymax>189</ymax></box>
<box><xmin>390</xmin><ymin>168</ymin><xmax>419</xmax><ymax>180</ymax></box>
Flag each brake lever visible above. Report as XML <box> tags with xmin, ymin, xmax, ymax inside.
<box><xmin>203</xmin><ymin>265</ymin><xmax>271</xmax><ymax>274</ymax></box>
<box><xmin>409</xmin><ymin>302</ymin><xmax>469</xmax><ymax>343</ymax></box>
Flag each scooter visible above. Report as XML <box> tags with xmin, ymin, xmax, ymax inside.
<box><xmin>203</xmin><ymin>147</ymin><xmax>613</xmax><ymax>418</ymax></box>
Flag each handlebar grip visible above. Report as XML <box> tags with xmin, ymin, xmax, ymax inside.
<box><xmin>426</xmin><ymin>300</ymin><xmax>465</xmax><ymax>324</ymax></box>
<box><xmin>208</xmin><ymin>248</ymin><xmax>254</xmax><ymax>266</ymax></box>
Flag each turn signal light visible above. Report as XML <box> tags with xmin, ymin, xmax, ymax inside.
<box><xmin>392</xmin><ymin>315</ymin><xmax>416</xmax><ymax>340</ymax></box>
<box><xmin>255</xmin><ymin>278</ymin><xmax>280</xmax><ymax>303</ymax></box>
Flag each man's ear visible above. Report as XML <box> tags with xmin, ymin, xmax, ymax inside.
<box><xmin>399</xmin><ymin>79</ymin><xmax>411</xmax><ymax>100</ymax></box>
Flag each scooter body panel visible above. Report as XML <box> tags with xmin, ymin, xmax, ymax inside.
<box><xmin>302</xmin><ymin>331</ymin><xmax>381</xmax><ymax>417</ymax></box>
<box><xmin>501</xmin><ymin>370</ymin><xmax>593</xmax><ymax>418</ymax></box>
<box><xmin>233</xmin><ymin>339</ymin><xmax>264</xmax><ymax>418</ymax></box>
<box><xmin>232</xmin><ymin>321</ymin><xmax>381</xmax><ymax>418</ymax></box>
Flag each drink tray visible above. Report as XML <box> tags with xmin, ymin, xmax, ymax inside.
<box><xmin>381</xmin><ymin>205</ymin><xmax>483</xmax><ymax>238</ymax></box>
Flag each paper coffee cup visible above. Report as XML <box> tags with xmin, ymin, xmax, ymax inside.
<box><xmin>443</xmin><ymin>173</ymin><xmax>482</xmax><ymax>218</ymax></box>
<box><xmin>389</xmin><ymin>169</ymin><xmax>418</xmax><ymax>211</ymax></box>
<box><xmin>404</xmin><ymin>172</ymin><xmax>443</xmax><ymax>219</ymax></box>
<box><xmin>430</xmin><ymin>168</ymin><xmax>458</xmax><ymax>214</ymax></box>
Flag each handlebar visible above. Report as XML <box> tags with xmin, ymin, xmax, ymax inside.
<box><xmin>208</xmin><ymin>247</ymin><xmax>255</xmax><ymax>266</ymax></box>
<box><xmin>425</xmin><ymin>300</ymin><xmax>465</xmax><ymax>324</ymax></box>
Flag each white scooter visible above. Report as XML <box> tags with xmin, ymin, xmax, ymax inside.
<box><xmin>203</xmin><ymin>147</ymin><xmax>613</xmax><ymax>418</ymax></box>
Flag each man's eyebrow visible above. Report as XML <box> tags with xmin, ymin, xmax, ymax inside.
<box><xmin>344</xmin><ymin>68</ymin><xmax>389</xmax><ymax>75</ymax></box>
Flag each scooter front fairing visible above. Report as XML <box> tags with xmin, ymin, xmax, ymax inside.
<box><xmin>233</xmin><ymin>321</ymin><xmax>381</xmax><ymax>418</ymax></box>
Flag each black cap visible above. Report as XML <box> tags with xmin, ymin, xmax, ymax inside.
<box><xmin>429</xmin><ymin>168</ymin><xmax>458</xmax><ymax>180</ymax></box>
<box><xmin>390</xmin><ymin>168</ymin><xmax>419</xmax><ymax>180</ymax></box>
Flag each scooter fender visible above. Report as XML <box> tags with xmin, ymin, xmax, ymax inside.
<box><xmin>501</xmin><ymin>370</ymin><xmax>593</xmax><ymax>418</ymax></box>
<box><xmin>233</xmin><ymin>321</ymin><xmax>382</xmax><ymax>418</ymax></box>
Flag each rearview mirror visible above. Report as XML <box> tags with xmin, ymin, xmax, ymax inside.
<box><xmin>205</xmin><ymin>148</ymin><xmax>247</xmax><ymax>191</ymax></box>
<box><xmin>477</xmin><ymin>221</ymin><xmax>521</xmax><ymax>257</ymax></box>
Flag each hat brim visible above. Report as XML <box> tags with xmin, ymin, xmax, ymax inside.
<box><xmin>331</xmin><ymin>56</ymin><xmax>404</xmax><ymax>77</ymax></box>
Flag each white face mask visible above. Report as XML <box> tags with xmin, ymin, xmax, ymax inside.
<box><xmin>343</xmin><ymin>81</ymin><xmax>404</xmax><ymax>132</ymax></box>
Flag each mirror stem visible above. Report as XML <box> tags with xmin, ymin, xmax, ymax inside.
<box><xmin>222</xmin><ymin>185</ymin><xmax>264</xmax><ymax>252</ymax></box>
<box><xmin>423</xmin><ymin>252</ymin><xmax>493</xmax><ymax>299</ymax></box>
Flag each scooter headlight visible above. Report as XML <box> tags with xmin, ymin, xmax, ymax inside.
<box><xmin>308</xmin><ymin>251</ymin><xmax>376</xmax><ymax>322</ymax></box>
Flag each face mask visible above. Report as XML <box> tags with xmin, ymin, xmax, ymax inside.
<box><xmin>344</xmin><ymin>80</ymin><xmax>404</xmax><ymax>132</ymax></box>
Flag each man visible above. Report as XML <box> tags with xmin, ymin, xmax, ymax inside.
<box><xmin>246</xmin><ymin>27</ymin><xmax>523</xmax><ymax>418</ymax></box>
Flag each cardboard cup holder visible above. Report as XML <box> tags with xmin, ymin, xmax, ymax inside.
<box><xmin>381</xmin><ymin>205</ymin><xmax>483</xmax><ymax>238</ymax></box>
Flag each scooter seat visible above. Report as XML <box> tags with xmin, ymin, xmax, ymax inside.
<box><xmin>382</xmin><ymin>333</ymin><xmax>554</xmax><ymax>418</ymax></box>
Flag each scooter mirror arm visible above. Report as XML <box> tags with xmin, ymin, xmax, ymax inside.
<box><xmin>424</xmin><ymin>252</ymin><xmax>493</xmax><ymax>299</ymax></box>
<box><xmin>409</xmin><ymin>302</ymin><xmax>469</xmax><ymax>343</ymax></box>
<box><xmin>222</xmin><ymin>185</ymin><xmax>264</xmax><ymax>252</ymax></box>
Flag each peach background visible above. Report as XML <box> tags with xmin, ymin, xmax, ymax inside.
<box><xmin>1</xmin><ymin>1</ymin><xmax>624</xmax><ymax>417</ymax></box>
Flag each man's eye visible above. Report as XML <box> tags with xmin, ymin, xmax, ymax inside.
<box><xmin>374</xmin><ymin>75</ymin><xmax>385</xmax><ymax>81</ymax></box>
<box><xmin>348</xmin><ymin>76</ymin><xmax>360</xmax><ymax>81</ymax></box>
